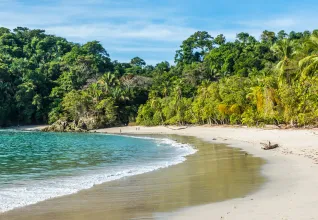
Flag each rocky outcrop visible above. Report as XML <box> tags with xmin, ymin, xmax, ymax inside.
<box><xmin>41</xmin><ymin>115</ymin><xmax>118</xmax><ymax>132</ymax></box>
<box><xmin>78</xmin><ymin>117</ymin><xmax>98</xmax><ymax>130</ymax></box>
<box><xmin>42</xmin><ymin>120</ymin><xmax>86</xmax><ymax>132</ymax></box>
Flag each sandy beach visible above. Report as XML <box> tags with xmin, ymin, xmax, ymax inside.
<box><xmin>1</xmin><ymin>132</ymin><xmax>263</xmax><ymax>220</ymax></box>
<box><xmin>93</xmin><ymin>126</ymin><xmax>318</xmax><ymax>220</ymax></box>
<box><xmin>3</xmin><ymin>125</ymin><xmax>318</xmax><ymax>219</ymax></box>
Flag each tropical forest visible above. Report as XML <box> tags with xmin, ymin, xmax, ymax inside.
<box><xmin>0</xmin><ymin>27</ymin><xmax>317</xmax><ymax>130</ymax></box>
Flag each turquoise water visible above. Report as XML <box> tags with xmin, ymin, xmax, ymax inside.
<box><xmin>0</xmin><ymin>130</ymin><xmax>195</xmax><ymax>212</ymax></box>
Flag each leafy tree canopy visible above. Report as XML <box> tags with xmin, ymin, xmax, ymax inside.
<box><xmin>0</xmin><ymin>27</ymin><xmax>317</xmax><ymax>128</ymax></box>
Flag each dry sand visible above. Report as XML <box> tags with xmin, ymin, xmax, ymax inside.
<box><xmin>93</xmin><ymin>126</ymin><xmax>318</xmax><ymax>220</ymax></box>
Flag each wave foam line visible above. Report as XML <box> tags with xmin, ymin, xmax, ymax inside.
<box><xmin>0</xmin><ymin>137</ymin><xmax>196</xmax><ymax>213</ymax></box>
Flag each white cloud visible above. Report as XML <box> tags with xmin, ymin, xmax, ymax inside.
<box><xmin>0</xmin><ymin>0</ymin><xmax>190</xmax><ymax>63</ymax></box>
<box><xmin>0</xmin><ymin>0</ymin><xmax>178</xmax><ymax>27</ymax></box>
<box><xmin>264</xmin><ymin>18</ymin><xmax>297</xmax><ymax>28</ymax></box>
<box><xmin>238</xmin><ymin>17</ymin><xmax>297</xmax><ymax>29</ymax></box>
<box><xmin>0</xmin><ymin>11</ymin><xmax>65</xmax><ymax>28</ymax></box>
<box><xmin>1</xmin><ymin>0</ymin><xmax>318</xmax><ymax>63</ymax></box>
<box><xmin>236</xmin><ymin>13</ymin><xmax>318</xmax><ymax>33</ymax></box>
<box><xmin>46</xmin><ymin>23</ymin><xmax>196</xmax><ymax>42</ymax></box>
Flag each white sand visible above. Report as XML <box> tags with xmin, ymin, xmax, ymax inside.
<box><xmin>94</xmin><ymin>126</ymin><xmax>318</xmax><ymax>220</ymax></box>
<box><xmin>9</xmin><ymin>125</ymin><xmax>48</xmax><ymax>131</ymax></box>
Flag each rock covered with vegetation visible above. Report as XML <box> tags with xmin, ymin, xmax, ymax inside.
<box><xmin>41</xmin><ymin>118</ymin><xmax>93</xmax><ymax>132</ymax></box>
<box><xmin>0</xmin><ymin>27</ymin><xmax>317</xmax><ymax>129</ymax></box>
<box><xmin>41</xmin><ymin>120</ymin><xmax>77</xmax><ymax>132</ymax></box>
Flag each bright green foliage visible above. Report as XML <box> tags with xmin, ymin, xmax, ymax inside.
<box><xmin>0</xmin><ymin>27</ymin><xmax>150</xmax><ymax>127</ymax></box>
<box><xmin>175</xmin><ymin>31</ymin><xmax>214</xmax><ymax>65</ymax></box>
<box><xmin>61</xmin><ymin>89</ymin><xmax>116</xmax><ymax>128</ymax></box>
<box><xmin>137</xmin><ymin>29</ymin><xmax>318</xmax><ymax>127</ymax></box>
<box><xmin>1</xmin><ymin>27</ymin><xmax>318</xmax><ymax>128</ymax></box>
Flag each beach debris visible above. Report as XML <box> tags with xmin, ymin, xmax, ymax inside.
<box><xmin>165</xmin><ymin>126</ymin><xmax>188</xmax><ymax>130</ymax></box>
<box><xmin>260</xmin><ymin>141</ymin><xmax>279</xmax><ymax>150</ymax></box>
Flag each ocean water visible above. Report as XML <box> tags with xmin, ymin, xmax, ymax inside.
<box><xmin>0</xmin><ymin>130</ymin><xmax>196</xmax><ymax>213</ymax></box>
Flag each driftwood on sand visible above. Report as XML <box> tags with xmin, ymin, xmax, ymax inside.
<box><xmin>165</xmin><ymin>126</ymin><xmax>188</xmax><ymax>130</ymax></box>
<box><xmin>260</xmin><ymin>141</ymin><xmax>279</xmax><ymax>150</ymax></box>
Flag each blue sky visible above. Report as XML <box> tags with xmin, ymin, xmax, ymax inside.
<box><xmin>0</xmin><ymin>0</ymin><xmax>317</xmax><ymax>65</ymax></box>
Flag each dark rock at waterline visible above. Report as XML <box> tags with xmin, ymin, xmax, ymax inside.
<box><xmin>42</xmin><ymin>120</ymin><xmax>87</xmax><ymax>132</ymax></box>
<box><xmin>42</xmin><ymin>115</ymin><xmax>108</xmax><ymax>132</ymax></box>
<box><xmin>77</xmin><ymin>117</ymin><xmax>97</xmax><ymax>130</ymax></box>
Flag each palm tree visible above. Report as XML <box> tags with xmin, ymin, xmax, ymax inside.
<box><xmin>98</xmin><ymin>72</ymin><xmax>119</xmax><ymax>94</ymax></box>
<box><xmin>161</xmin><ymin>81</ymin><xmax>170</xmax><ymax>97</ymax></box>
<box><xmin>271</xmin><ymin>39</ymin><xmax>297</xmax><ymax>84</ymax></box>
<box><xmin>172</xmin><ymin>80</ymin><xmax>183</xmax><ymax>102</ymax></box>
<box><xmin>111</xmin><ymin>87</ymin><xmax>129</xmax><ymax>103</ymax></box>
<box><xmin>150</xmin><ymin>98</ymin><xmax>164</xmax><ymax>124</ymax></box>
<box><xmin>246</xmin><ymin>86</ymin><xmax>263</xmax><ymax>112</ymax></box>
<box><xmin>197</xmin><ymin>80</ymin><xmax>211</xmax><ymax>99</ymax></box>
<box><xmin>299</xmin><ymin>32</ymin><xmax>318</xmax><ymax>80</ymax></box>
<box><xmin>88</xmin><ymin>83</ymin><xmax>102</xmax><ymax>102</ymax></box>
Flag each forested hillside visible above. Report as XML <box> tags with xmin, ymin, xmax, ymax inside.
<box><xmin>0</xmin><ymin>27</ymin><xmax>152</xmax><ymax>128</ymax></box>
<box><xmin>0</xmin><ymin>27</ymin><xmax>317</xmax><ymax>129</ymax></box>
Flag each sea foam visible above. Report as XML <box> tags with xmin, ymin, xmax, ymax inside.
<box><xmin>0</xmin><ymin>136</ymin><xmax>196</xmax><ymax>213</ymax></box>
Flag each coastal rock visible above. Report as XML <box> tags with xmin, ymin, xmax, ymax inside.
<box><xmin>42</xmin><ymin>117</ymin><xmax>101</xmax><ymax>132</ymax></box>
<box><xmin>78</xmin><ymin>117</ymin><xmax>97</xmax><ymax>130</ymax></box>
<box><xmin>42</xmin><ymin>120</ymin><xmax>68</xmax><ymax>132</ymax></box>
<box><xmin>42</xmin><ymin>120</ymin><xmax>87</xmax><ymax>132</ymax></box>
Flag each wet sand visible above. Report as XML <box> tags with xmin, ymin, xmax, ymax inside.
<box><xmin>95</xmin><ymin>126</ymin><xmax>318</xmax><ymax>220</ymax></box>
<box><xmin>1</xmin><ymin>135</ymin><xmax>264</xmax><ymax>220</ymax></box>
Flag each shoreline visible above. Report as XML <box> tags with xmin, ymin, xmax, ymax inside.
<box><xmin>4</xmin><ymin>125</ymin><xmax>48</xmax><ymax>131</ymax></box>
<box><xmin>93</xmin><ymin>126</ymin><xmax>318</xmax><ymax>219</ymax></box>
<box><xmin>1</xmin><ymin>133</ymin><xmax>264</xmax><ymax>220</ymax></box>
<box><xmin>0</xmin><ymin>134</ymin><xmax>196</xmax><ymax>214</ymax></box>
<box><xmin>2</xmin><ymin>125</ymin><xmax>318</xmax><ymax>219</ymax></box>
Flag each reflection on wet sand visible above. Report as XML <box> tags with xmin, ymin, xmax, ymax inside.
<box><xmin>1</xmin><ymin>135</ymin><xmax>265</xmax><ymax>220</ymax></box>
